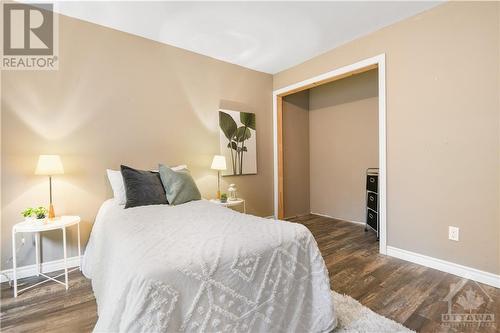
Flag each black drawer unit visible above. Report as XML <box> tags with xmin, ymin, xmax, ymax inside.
<box><xmin>365</xmin><ymin>168</ymin><xmax>379</xmax><ymax>239</ymax></box>
<box><xmin>367</xmin><ymin>192</ymin><xmax>378</xmax><ymax>211</ymax></box>
<box><xmin>366</xmin><ymin>175</ymin><xmax>378</xmax><ymax>192</ymax></box>
<box><xmin>366</xmin><ymin>209</ymin><xmax>378</xmax><ymax>230</ymax></box>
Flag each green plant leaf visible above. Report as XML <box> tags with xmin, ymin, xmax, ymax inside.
<box><xmin>234</xmin><ymin>126</ymin><xmax>251</xmax><ymax>142</ymax></box>
<box><xmin>240</xmin><ymin>112</ymin><xmax>256</xmax><ymax>130</ymax></box>
<box><xmin>22</xmin><ymin>207</ymin><xmax>34</xmax><ymax>217</ymax></box>
<box><xmin>227</xmin><ymin>142</ymin><xmax>238</xmax><ymax>150</ymax></box>
<box><xmin>219</xmin><ymin>111</ymin><xmax>237</xmax><ymax>140</ymax></box>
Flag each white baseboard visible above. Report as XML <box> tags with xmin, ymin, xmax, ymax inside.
<box><xmin>386</xmin><ymin>246</ymin><xmax>500</xmax><ymax>288</ymax></box>
<box><xmin>1</xmin><ymin>256</ymin><xmax>81</xmax><ymax>283</ymax></box>
<box><xmin>310</xmin><ymin>212</ymin><xmax>365</xmax><ymax>226</ymax></box>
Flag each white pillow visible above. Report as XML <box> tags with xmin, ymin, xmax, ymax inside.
<box><xmin>172</xmin><ymin>164</ymin><xmax>188</xmax><ymax>171</ymax></box>
<box><xmin>106</xmin><ymin>169</ymin><xmax>126</xmax><ymax>205</ymax></box>
<box><xmin>106</xmin><ymin>165</ymin><xmax>188</xmax><ymax>205</ymax></box>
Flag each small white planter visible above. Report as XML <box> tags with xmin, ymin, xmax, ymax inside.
<box><xmin>34</xmin><ymin>218</ymin><xmax>46</xmax><ymax>225</ymax></box>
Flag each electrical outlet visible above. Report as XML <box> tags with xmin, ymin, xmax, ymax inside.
<box><xmin>448</xmin><ymin>226</ymin><xmax>459</xmax><ymax>241</ymax></box>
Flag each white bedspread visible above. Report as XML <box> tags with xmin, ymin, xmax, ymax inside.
<box><xmin>83</xmin><ymin>199</ymin><xmax>336</xmax><ymax>332</ymax></box>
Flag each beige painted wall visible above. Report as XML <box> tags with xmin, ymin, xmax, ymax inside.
<box><xmin>1</xmin><ymin>14</ymin><xmax>273</xmax><ymax>269</ymax></box>
<box><xmin>274</xmin><ymin>2</ymin><xmax>500</xmax><ymax>274</ymax></box>
<box><xmin>309</xmin><ymin>70</ymin><xmax>378</xmax><ymax>222</ymax></box>
<box><xmin>283</xmin><ymin>90</ymin><xmax>310</xmax><ymax>218</ymax></box>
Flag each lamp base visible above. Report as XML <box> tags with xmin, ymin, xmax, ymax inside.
<box><xmin>48</xmin><ymin>203</ymin><xmax>55</xmax><ymax>219</ymax></box>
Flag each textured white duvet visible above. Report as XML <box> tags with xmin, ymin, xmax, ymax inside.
<box><xmin>83</xmin><ymin>199</ymin><xmax>336</xmax><ymax>332</ymax></box>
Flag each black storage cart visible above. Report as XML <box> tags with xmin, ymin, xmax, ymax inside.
<box><xmin>365</xmin><ymin>168</ymin><xmax>379</xmax><ymax>239</ymax></box>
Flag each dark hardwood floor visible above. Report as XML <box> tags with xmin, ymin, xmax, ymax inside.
<box><xmin>0</xmin><ymin>270</ymin><xmax>96</xmax><ymax>332</ymax></box>
<box><xmin>290</xmin><ymin>215</ymin><xmax>499</xmax><ymax>333</ymax></box>
<box><xmin>1</xmin><ymin>214</ymin><xmax>498</xmax><ymax>332</ymax></box>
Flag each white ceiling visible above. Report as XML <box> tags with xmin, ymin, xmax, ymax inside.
<box><xmin>49</xmin><ymin>1</ymin><xmax>441</xmax><ymax>74</ymax></box>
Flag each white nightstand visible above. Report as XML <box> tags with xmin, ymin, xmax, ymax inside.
<box><xmin>11</xmin><ymin>216</ymin><xmax>81</xmax><ymax>297</ymax></box>
<box><xmin>209</xmin><ymin>198</ymin><xmax>246</xmax><ymax>213</ymax></box>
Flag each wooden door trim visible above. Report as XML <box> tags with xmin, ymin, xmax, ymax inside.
<box><xmin>277</xmin><ymin>63</ymin><xmax>378</xmax><ymax>98</ymax></box>
<box><xmin>276</xmin><ymin>96</ymin><xmax>284</xmax><ymax>218</ymax></box>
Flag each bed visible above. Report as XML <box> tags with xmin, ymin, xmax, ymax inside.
<box><xmin>83</xmin><ymin>199</ymin><xmax>337</xmax><ymax>332</ymax></box>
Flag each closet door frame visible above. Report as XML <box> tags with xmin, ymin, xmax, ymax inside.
<box><xmin>272</xmin><ymin>54</ymin><xmax>387</xmax><ymax>255</ymax></box>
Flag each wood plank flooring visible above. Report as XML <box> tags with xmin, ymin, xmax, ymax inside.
<box><xmin>290</xmin><ymin>215</ymin><xmax>499</xmax><ymax>333</ymax></box>
<box><xmin>1</xmin><ymin>214</ymin><xmax>498</xmax><ymax>332</ymax></box>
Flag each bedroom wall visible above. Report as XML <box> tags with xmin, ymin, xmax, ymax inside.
<box><xmin>1</xmin><ymin>14</ymin><xmax>273</xmax><ymax>269</ymax></box>
<box><xmin>309</xmin><ymin>70</ymin><xmax>378</xmax><ymax>223</ymax></box>
<box><xmin>282</xmin><ymin>90</ymin><xmax>310</xmax><ymax>218</ymax></box>
<box><xmin>275</xmin><ymin>1</ymin><xmax>500</xmax><ymax>275</ymax></box>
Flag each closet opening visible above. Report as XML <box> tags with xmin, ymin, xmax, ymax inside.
<box><xmin>273</xmin><ymin>55</ymin><xmax>387</xmax><ymax>254</ymax></box>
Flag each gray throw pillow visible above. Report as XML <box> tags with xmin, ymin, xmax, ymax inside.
<box><xmin>121</xmin><ymin>165</ymin><xmax>168</xmax><ymax>208</ymax></box>
<box><xmin>158</xmin><ymin>164</ymin><xmax>201</xmax><ymax>205</ymax></box>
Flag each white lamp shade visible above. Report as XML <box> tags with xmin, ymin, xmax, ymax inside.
<box><xmin>211</xmin><ymin>155</ymin><xmax>227</xmax><ymax>171</ymax></box>
<box><xmin>35</xmin><ymin>155</ymin><xmax>64</xmax><ymax>175</ymax></box>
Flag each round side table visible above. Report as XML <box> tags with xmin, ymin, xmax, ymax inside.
<box><xmin>209</xmin><ymin>198</ymin><xmax>246</xmax><ymax>213</ymax></box>
<box><xmin>11</xmin><ymin>216</ymin><xmax>81</xmax><ymax>297</ymax></box>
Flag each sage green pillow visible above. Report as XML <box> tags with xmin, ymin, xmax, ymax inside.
<box><xmin>158</xmin><ymin>164</ymin><xmax>201</xmax><ymax>205</ymax></box>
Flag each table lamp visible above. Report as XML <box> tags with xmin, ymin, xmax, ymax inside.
<box><xmin>35</xmin><ymin>155</ymin><xmax>64</xmax><ymax>219</ymax></box>
<box><xmin>211</xmin><ymin>155</ymin><xmax>226</xmax><ymax>199</ymax></box>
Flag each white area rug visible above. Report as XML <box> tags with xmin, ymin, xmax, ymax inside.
<box><xmin>332</xmin><ymin>291</ymin><xmax>415</xmax><ymax>333</ymax></box>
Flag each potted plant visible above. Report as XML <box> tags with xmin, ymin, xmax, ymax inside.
<box><xmin>220</xmin><ymin>193</ymin><xmax>228</xmax><ymax>203</ymax></box>
<box><xmin>33</xmin><ymin>207</ymin><xmax>48</xmax><ymax>219</ymax></box>
<box><xmin>21</xmin><ymin>207</ymin><xmax>47</xmax><ymax>222</ymax></box>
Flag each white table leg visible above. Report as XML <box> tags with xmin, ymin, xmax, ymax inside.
<box><xmin>12</xmin><ymin>230</ymin><xmax>17</xmax><ymax>298</ymax></box>
<box><xmin>62</xmin><ymin>227</ymin><xmax>68</xmax><ymax>290</ymax></box>
<box><xmin>77</xmin><ymin>222</ymin><xmax>81</xmax><ymax>270</ymax></box>
<box><xmin>35</xmin><ymin>232</ymin><xmax>41</xmax><ymax>276</ymax></box>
